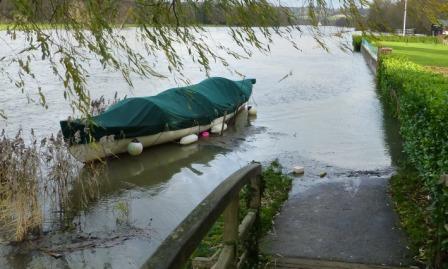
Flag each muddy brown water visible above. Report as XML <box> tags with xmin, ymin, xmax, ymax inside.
<box><xmin>0</xmin><ymin>27</ymin><xmax>403</xmax><ymax>268</ymax></box>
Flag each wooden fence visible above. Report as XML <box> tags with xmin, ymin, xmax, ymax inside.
<box><xmin>141</xmin><ymin>162</ymin><xmax>263</xmax><ymax>269</ymax></box>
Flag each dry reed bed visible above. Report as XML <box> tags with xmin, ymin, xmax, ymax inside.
<box><xmin>0</xmin><ymin>95</ymin><xmax>119</xmax><ymax>242</ymax></box>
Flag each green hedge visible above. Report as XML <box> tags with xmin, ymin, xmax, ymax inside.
<box><xmin>352</xmin><ymin>35</ymin><xmax>363</xmax><ymax>52</ymax></box>
<box><xmin>377</xmin><ymin>56</ymin><xmax>448</xmax><ymax>267</ymax></box>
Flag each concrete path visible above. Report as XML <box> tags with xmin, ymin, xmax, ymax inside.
<box><xmin>261</xmin><ymin>173</ymin><xmax>414</xmax><ymax>268</ymax></box>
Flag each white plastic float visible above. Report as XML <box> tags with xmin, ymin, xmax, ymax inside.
<box><xmin>248</xmin><ymin>106</ymin><xmax>257</xmax><ymax>116</ymax></box>
<box><xmin>293</xmin><ymin>166</ymin><xmax>305</xmax><ymax>175</ymax></box>
<box><xmin>127</xmin><ymin>140</ymin><xmax>143</xmax><ymax>156</ymax></box>
<box><xmin>180</xmin><ymin>134</ymin><xmax>199</xmax><ymax>145</ymax></box>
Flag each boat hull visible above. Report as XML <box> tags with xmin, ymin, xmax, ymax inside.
<box><xmin>69</xmin><ymin>104</ymin><xmax>246</xmax><ymax>162</ymax></box>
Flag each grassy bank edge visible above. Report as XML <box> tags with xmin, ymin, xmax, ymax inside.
<box><xmin>352</xmin><ymin>34</ymin><xmax>445</xmax><ymax>50</ymax></box>
<box><xmin>187</xmin><ymin>160</ymin><xmax>293</xmax><ymax>268</ymax></box>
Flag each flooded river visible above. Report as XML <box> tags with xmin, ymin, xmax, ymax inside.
<box><xmin>0</xmin><ymin>27</ymin><xmax>402</xmax><ymax>268</ymax></box>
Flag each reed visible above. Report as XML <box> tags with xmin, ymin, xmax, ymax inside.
<box><xmin>0</xmin><ymin>129</ymin><xmax>44</xmax><ymax>241</ymax></box>
<box><xmin>90</xmin><ymin>92</ymin><xmax>125</xmax><ymax>116</ymax></box>
<box><xmin>0</xmin><ymin>94</ymin><xmax>120</xmax><ymax>241</ymax></box>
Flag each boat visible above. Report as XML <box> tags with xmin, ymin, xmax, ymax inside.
<box><xmin>60</xmin><ymin>77</ymin><xmax>256</xmax><ymax>162</ymax></box>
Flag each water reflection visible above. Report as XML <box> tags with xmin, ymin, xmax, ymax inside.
<box><xmin>379</xmin><ymin>99</ymin><xmax>404</xmax><ymax>167</ymax></box>
<box><xmin>62</xmin><ymin>143</ymin><xmax>230</xmax><ymax>231</ymax></box>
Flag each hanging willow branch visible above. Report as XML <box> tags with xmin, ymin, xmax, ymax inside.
<box><xmin>0</xmin><ymin>0</ymin><xmax>381</xmax><ymax>118</ymax></box>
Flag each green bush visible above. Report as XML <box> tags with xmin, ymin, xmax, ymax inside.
<box><xmin>377</xmin><ymin>56</ymin><xmax>448</xmax><ymax>268</ymax></box>
<box><xmin>352</xmin><ymin>35</ymin><xmax>363</xmax><ymax>52</ymax></box>
<box><xmin>390</xmin><ymin>168</ymin><xmax>431</xmax><ymax>264</ymax></box>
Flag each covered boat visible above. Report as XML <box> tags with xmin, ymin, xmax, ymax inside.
<box><xmin>60</xmin><ymin>77</ymin><xmax>256</xmax><ymax>162</ymax></box>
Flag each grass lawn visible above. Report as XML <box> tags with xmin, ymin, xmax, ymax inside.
<box><xmin>379</xmin><ymin>41</ymin><xmax>448</xmax><ymax>67</ymax></box>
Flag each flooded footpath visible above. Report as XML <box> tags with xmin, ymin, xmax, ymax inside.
<box><xmin>0</xmin><ymin>27</ymin><xmax>404</xmax><ymax>268</ymax></box>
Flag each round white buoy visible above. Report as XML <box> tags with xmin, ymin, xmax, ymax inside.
<box><xmin>211</xmin><ymin>123</ymin><xmax>228</xmax><ymax>134</ymax></box>
<box><xmin>127</xmin><ymin>140</ymin><xmax>143</xmax><ymax>156</ymax></box>
<box><xmin>180</xmin><ymin>134</ymin><xmax>198</xmax><ymax>145</ymax></box>
<box><xmin>293</xmin><ymin>166</ymin><xmax>305</xmax><ymax>175</ymax></box>
<box><xmin>248</xmin><ymin>106</ymin><xmax>257</xmax><ymax>116</ymax></box>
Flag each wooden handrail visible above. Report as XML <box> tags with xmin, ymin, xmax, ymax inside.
<box><xmin>141</xmin><ymin>162</ymin><xmax>262</xmax><ymax>269</ymax></box>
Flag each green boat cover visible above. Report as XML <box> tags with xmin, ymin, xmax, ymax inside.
<box><xmin>60</xmin><ymin>77</ymin><xmax>256</xmax><ymax>144</ymax></box>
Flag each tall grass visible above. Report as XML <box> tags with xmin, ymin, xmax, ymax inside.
<box><xmin>90</xmin><ymin>92</ymin><xmax>124</xmax><ymax>116</ymax></box>
<box><xmin>0</xmin><ymin>94</ymin><xmax>120</xmax><ymax>241</ymax></box>
<box><xmin>0</xmin><ymin>130</ymin><xmax>42</xmax><ymax>241</ymax></box>
<box><xmin>0</xmin><ymin>129</ymin><xmax>109</xmax><ymax>241</ymax></box>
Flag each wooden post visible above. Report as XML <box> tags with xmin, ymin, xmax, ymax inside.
<box><xmin>223</xmin><ymin>194</ymin><xmax>239</xmax><ymax>243</ymax></box>
<box><xmin>249</xmin><ymin>176</ymin><xmax>261</xmax><ymax>210</ymax></box>
<box><xmin>247</xmin><ymin>175</ymin><xmax>262</xmax><ymax>266</ymax></box>
<box><xmin>220</xmin><ymin>111</ymin><xmax>227</xmax><ymax>136</ymax></box>
<box><xmin>214</xmin><ymin>193</ymin><xmax>239</xmax><ymax>269</ymax></box>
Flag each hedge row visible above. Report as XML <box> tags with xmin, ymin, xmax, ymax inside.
<box><xmin>352</xmin><ymin>34</ymin><xmax>445</xmax><ymax>52</ymax></box>
<box><xmin>377</xmin><ymin>56</ymin><xmax>448</xmax><ymax>267</ymax></box>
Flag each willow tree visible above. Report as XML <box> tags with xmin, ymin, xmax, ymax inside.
<box><xmin>367</xmin><ymin>0</ymin><xmax>448</xmax><ymax>33</ymax></box>
<box><xmin>0</xmin><ymin>0</ymin><xmax>402</xmax><ymax>119</ymax></box>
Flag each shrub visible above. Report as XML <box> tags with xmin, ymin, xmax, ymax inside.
<box><xmin>377</xmin><ymin>56</ymin><xmax>448</xmax><ymax>268</ymax></box>
<box><xmin>352</xmin><ymin>35</ymin><xmax>363</xmax><ymax>52</ymax></box>
<box><xmin>390</xmin><ymin>168</ymin><xmax>431</xmax><ymax>264</ymax></box>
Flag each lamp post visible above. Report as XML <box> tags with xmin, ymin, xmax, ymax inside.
<box><xmin>402</xmin><ymin>0</ymin><xmax>408</xmax><ymax>36</ymax></box>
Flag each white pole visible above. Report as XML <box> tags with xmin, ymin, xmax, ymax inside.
<box><xmin>402</xmin><ymin>0</ymin><xmax>408</xmax><ymax>36</ymax></box>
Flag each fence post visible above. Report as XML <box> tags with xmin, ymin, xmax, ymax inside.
<box><xmin>214</xmin><ymin>193</ymin><xmax>239</xmax><ymax>269</ymax></box>
<box><xmin>249</xmin><ymin>176</ymin><xmax>261</xmax><ymax>210</ymax></box>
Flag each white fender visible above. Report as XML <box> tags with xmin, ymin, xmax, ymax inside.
<box><xmin>180</xmin><ymin>134</ymin><xmax>198</xmax><ymax>145</ymax></box>
<box><xmin>248</xmin><ymin>106</ymin><xmax>257</xmax><ymax>116</ymax></box>
<box><xmin>127</xmin><ymin>141</ymin><xmax>143</xmax><ymax>156</ymax></box>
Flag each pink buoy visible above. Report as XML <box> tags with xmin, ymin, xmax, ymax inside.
<box><xmin>200</xmin><ymin>131</ymin><xmax>210</xmax><ymax>138</ymax></box>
